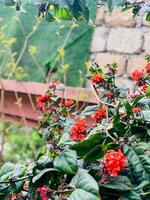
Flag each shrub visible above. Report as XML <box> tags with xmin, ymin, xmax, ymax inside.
<box><xmin>0</xmin><ymin>60</ymin><xmax>150</xmax><ymax>200</ymax></box>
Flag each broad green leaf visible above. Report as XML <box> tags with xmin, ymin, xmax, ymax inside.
<box><xmin>123</xmin><ymin>145</ymin><xmax>150</xmax><ymax>185</ymax></box>
<box><xmin>72</xmin><ymin>132</ymin><xmax>106</xmax><ymax>158</ymax></box>
<box><xmin>141</xmin><ymin>110</ymin><xmax>150</xmax><ymax>122</ymax></box>
<box><xmin>69</xmin><ymin>169</ymin><xmax>100</xmax><ymax>200</ymax></box>
<box><xmin>58</xmin><ymin>133</ymin><xmax>76</xmax><ymax>146</ymax></box>
<box><xmin>54</xmin><ymin>150</ymin><xmax>77</xmax><ymax>174</ymax></box>
<box><xmin>0</xmin><ymin>163</ymin><xmax>26</xmax><ymax>182</ymax></box>
<box><xmin>32</xmin><ymin>168</ymin><xmax>59</xmax><ymax>183</ymax></box>
<box><xmin>100</xmin><ymin>176</ymin><xmax>132</xmax><ymax>192</ymax></box>
<box><xmin>80</xmin><ymin>105</ymin><xmax>98</xmax><ymax>118</ymax></box>
<box><xmin>120</xmin><ymin>191</ymin><xmax>141</xmax><ymax>200</ymax></box>
<box><xmin>0</xmin><ymin>163</ymin><xmax>14</xmax><ymax>180</ymax></box>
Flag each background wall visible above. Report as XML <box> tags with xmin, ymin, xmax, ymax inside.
<box><xmin>90</xmin><ymin>6</ymin><xmax>150</xmax><ymax>90</ymax></box>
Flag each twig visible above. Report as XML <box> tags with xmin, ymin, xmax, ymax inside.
<box><xmin>0</xmin><ymin>176</ymin><xmax>29</xmax><ymax>184</ymax></box>
<box><xmin>91</xmin><ymin>83</ymin><xmax>118</xmax><ymax>143</ymax></box>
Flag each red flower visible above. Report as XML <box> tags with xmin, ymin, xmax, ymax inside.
<box><xmin>92</xmin><ymin>74</ymin><xmax>104</xmax><ymax>84</ymax></box>
<box><xmin>131</xmin><ymin>70</ymin><xmax>144</xmax><ymax>82</ymax></box>
<box><xmin>132</xmin><ymin>106</ymin><xmax>143</xmax><ymax>113</ymax></box>
<box><xmin>141</xmin><ymin>84</ymin><xmax>148</xmax><ymax>92</ymax></box>
<box><xmin>9</xmin><ymin>193</ymin><xmax>23</xmax><ymax>200</ymax></box>
<box><xmin>70</xmin><ymin>119</ymin><xmax>87</xmax><ymax>141</ymax></box>
<box><xmin>105</xmin><ymin>92</ymin><xmax>113</xmax><ymax>99</ymax></box>
<box><xmin>64</xmin><ymin>100</ymin><xmax>74</xmax><ymax>107</ymax></box>
<box><xmin>92</xmin><ymin>108</ymin><xmax>106</xmax><ymax>122</ymax></box>
<box><xmin>9</xmin><ymin>194</ymin><xmax>16</xmax><ymax>200</ymax></box>
<box><xmin>101</xmin><ymin>149</ymin><xmax>127</xmax><ymax>177</ymax></box>
<box><xmin>36</xmin><ymin>94</ymin><xmax>51</xmax><ymax>111</ymax></box>
<box><xmin>146</xmin><ymin>63</ymin><xmax>150</xmax><ymax>73</ymax></box>
<box><xmin>37</xmin><ymin>186</ymin><xmax>48</xmax><ymax>200</ymax></box>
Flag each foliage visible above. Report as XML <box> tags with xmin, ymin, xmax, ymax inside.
<box><xmin>0</xmin><ymin>0</ymin><xmax>97</xmax><ymax>21</ymax></box>
<box><xmin>0</xmin><ymin>122</ymin><xmax>45</xmax><ymax>163</ymax></box>
<box><xmin>1</xmin><ymin>0</ymin><xmax>150</xmax><ymax>22</ymax></box>
<box><xmin>0</xmin><ymin>1</ymin><xmax>95</xmax><ymax>86</ymax></box>
<box><xmin>0</xmin><ymin>58</ymin><xmax>149</xmax><ymax>199</ymax></box>
<box><xmin>100</xmin><ymin>0</ymin><xmax>150</xmax><ymax>21</ymax></box>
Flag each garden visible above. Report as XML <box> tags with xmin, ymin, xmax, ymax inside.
<box><xmin>0</xmin><ymin>0</ymin><xmax>150</xmax><ymax>200</ymax></box>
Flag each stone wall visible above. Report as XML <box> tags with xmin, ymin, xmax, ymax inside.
<box><xmin>90</xmin><ymin>6</ymin><xmax>150</xmax><ymax>89</ymax></box>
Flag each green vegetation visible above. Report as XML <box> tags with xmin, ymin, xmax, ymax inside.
<box><xmin>0</xmin><ymin>122</ymin><xmax>45</xmax><ymax>163</ymax></box>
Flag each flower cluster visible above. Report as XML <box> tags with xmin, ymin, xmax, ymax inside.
<box><xmin>101</xmin><ymin>149</ymin><xmax>127</xmax><ymax>178</ymax></box>
<box><xmin>70</xmin><ymin>119</ymin><xmax>87</xmax><ymax>141</ymax></box>
<box><xmin>92</xmin><ymin>74</ymin><xmax>104</xmax><ymax>84</ymax></box>
<box><xmin>131</xmin><ymin>69</ymin><xmax>144</xmax><ymax>82</ymax></box>
<box><xmin>132</xmin><ymin>106</ymin><xmax>143</xmax><ymax>113</ymax></box>
<box><xmin>92</xmin><ymin>108</ymin><xmax>106</xmax><ymax>123</ymax></box>
<box><xmin>37</xmin><ymin>186</ymin><xmax>48</xmax><ymax>200</ymax></box>
<box><xmin>131</xmin><ymin>62</ymin><xmax>150</xmax><ymax>94</ymax></box>
<box><xmin>36</xmin><ymin>94</ymin><xmax>51</xmax><ymax>111</ymax></box>
<box><xmin>64</xmin><ymin>99</ymin><xmax>74</xmax><ymax>107</ymax></box>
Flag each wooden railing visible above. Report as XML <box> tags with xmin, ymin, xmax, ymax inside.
<box><xmin>0</xmin><ymin>80</ymin><xmax>98</xmax><ymax>127</ymax></box>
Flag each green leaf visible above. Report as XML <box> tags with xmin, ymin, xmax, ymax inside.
<box><xmin>123</xmin><ymin>144</ymin><xmax>150</xmax><ymax>185</ymax></box>
<box><xmin>54</xmin><ymin>150</ymin><xmax>77</xmax><ymax>174</ymax></box>
<box><xmin>101</xmin><ymin>176</ymin><xmax>132</xmax><ymax>193</ymax></box>
<box><xmin>132</xmin><ymin>96</ymin><xmax>143</xmax><ymax>107</ymax></box>
<box><xmin>124</xmin><ymin>100</ymin><xmax>132</xmax><ymax>116</ymax></box>
<box><xmin>146</xmin><ymin>12</ymin><xmax>150</xmax><ymax>21</ymax></box>
<box><xmin>58</xmin><ymin>133</ymin><xmax>76</xmax><ymax>146</ymax></box>
<box><xmin>146</xmin><ymin>85</ymin><xmax>150</xmax><ymax>97</ymax></box>
<box><xmin>80</xmin><ymin>105</ymin><xmax>98</xmax><ymax>118</ymax></box>
<box><xmin>69</xmin><ymin>169</ymin><xmax>100</xmax><ymax>200</ymax></box>
<box><xmin>71</xmin><ymin>132</ymin><xmax>106</xmax><ymax>159</ymax></box>
<box><xmin>141</xmin><ymin>110</ymin><xmax>150</xmax><ymax>122</ymax></box>
<box><xmin>0</xmin><ymin>163</ymin><xmax>26</xmax><ymax>182</ymax></box>
<box><xmin>0</xmin><ymin>163</ymin><xmax>14</xmax><ymax>181</ymax></box>
<box><xmin>120</xmin><ymin>191</ymin><xmax>141</xmax><ymax>200</ymax></box>
<box><xmin>101</xmin><ymin>0</ymin><xmax>126</xmax><ymax>12</ymax></box>
<box><xmin>32</xmin><ymin>168</ymin><xmax>59</xmax><ymax>183</ymax></box>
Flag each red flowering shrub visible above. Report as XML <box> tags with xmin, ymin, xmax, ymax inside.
<box><xmin>101</xmin><ymin>149</ymin><xmax>128</xmax><ymax>178</ymax></box>
<box><xmin>1</xmin><ymin>59</ymin><xmax>150</xmax><ymax>200</ymax></box>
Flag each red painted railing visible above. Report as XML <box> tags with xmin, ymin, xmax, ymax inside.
<box><xmin>0</xmin><ymin>80</ymin><xmax>98</xmax><ymax>127</ymax></box>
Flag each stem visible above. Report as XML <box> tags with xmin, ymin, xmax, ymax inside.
<box><xmin>91</xmin><ymin>83</ymin><xmax>118</xmax><ymax>143</ymax></box>
<box><xmin>0</xmin><ymin>176</ymin><xmax>29</xmax><ymax>184</ymax></box>
<box><xmin>48</xmin><ymin>188</ymin><xmax>74</xmax><ymax>194</ymax></box>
